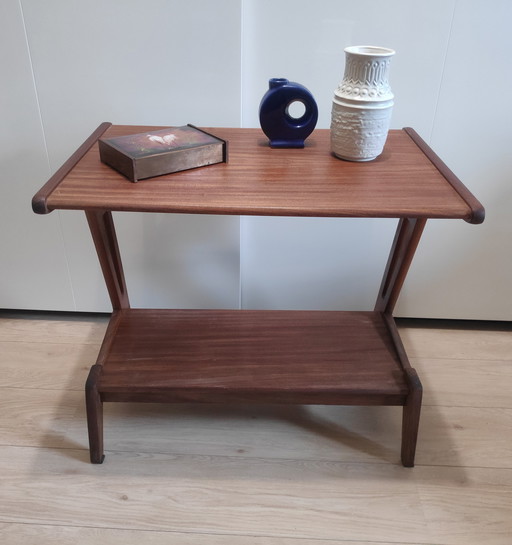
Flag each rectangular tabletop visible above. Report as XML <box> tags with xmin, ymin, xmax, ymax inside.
<box><xmin>33</xmin><ymin>124</ymin><xmax>483</xmax><ymax>222</ymax></box>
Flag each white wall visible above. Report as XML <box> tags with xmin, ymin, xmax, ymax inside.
<box><xmin>0</xmin><ymin>0</ymin><xmax>75</xmax><ymax>310</ymax></box>
<box><xmin>240</xmin><ymin>0</ymin><xmax>511</xmax><ymax>319</ymax></box>
<box><xmin>1</xmin><ymin>0</ymin><xmax>510</xmax><ymax>320</ymax></box>
<box><xmin>1</xmin><ymin>0</ymin><xmax>242</xmax><ymax>312</ymax></box>
<box><xmin>395</xmin><ymin>0</ymin><xmax>512</xmax><ymax>320</ymax></box>
<box><xmin>240</xmin><ymin>0</ymin><xmax>455</xmax><ymax>312</ymax></box>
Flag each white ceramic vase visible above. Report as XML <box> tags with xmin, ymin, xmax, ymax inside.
<box><xmin>331</xmin><ymin>45</ymin><xmax>395</xmax><ymax>161</ymax></box>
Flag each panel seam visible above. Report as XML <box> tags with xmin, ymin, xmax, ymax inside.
<box><xmin>429</xmin><ymin>0</ymin><xmax>458</xmax><ymax>143</ymax></box>
<box><xmin>18</xmin><ymin>0</ymin><xmax>78</xmax><ymax>310</ymax></box>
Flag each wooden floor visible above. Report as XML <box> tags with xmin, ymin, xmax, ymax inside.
<box><xmin>0</xmin><ymin>311</ymin><xmax>511</xmax><ymax>545</ymax></box>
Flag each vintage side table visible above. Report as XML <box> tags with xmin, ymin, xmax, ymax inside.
<box><xmin>33</xmin><ymin>124</ymin><xmax>484</xmax><ymax>466</ymax></box>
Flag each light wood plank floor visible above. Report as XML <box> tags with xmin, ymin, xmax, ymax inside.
<box><xmin>1</xmin><ymin>311</ymin><xmax>511</xmax><ymax>545</ymax></box>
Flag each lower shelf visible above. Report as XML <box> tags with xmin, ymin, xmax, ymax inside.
<box><xmin>95</xmin><ymin>309</ymin><xmax>410</xmax><ymax>406</ymax></box>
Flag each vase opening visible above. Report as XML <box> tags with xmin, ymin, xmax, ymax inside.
<box><xmin>269</xmin><ymin>78</ymin><xmax>289</xmax><ymax>89</ymax></box>
<box><xmin>345</xmin><ymin>45</ymin><xmax>395</xmax><ymax>57</ymax></box>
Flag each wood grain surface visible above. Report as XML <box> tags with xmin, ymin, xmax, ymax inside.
<box><xmin>95</xmin><ymin>309</ymin><xmax>408</xmax><ymax>405</ymax></box>
<box><xmin>35</xmin><ymin>125</ymin><xmax>483</xmax><ymax>222</ymax></box>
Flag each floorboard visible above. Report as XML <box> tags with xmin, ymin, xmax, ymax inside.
<box><xmin>0</xmin><ymin>312</ymin><xmax>511</xmax><ymax>545</ymax></box>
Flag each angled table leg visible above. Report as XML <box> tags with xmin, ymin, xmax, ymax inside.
<box><xmin>401</xmin><ymin>368</ymin><xmax>423</xmax><ymax>467</ymax></box>
<box><xmin>85</xmin><ymin>210</ymin><xmax>130</xmax><ymax>310</ymax></box>
<box><xmin>85</xmin><ymin>364</ymin><xmax>104</xmax><ymax>464</ymax></box>
<box><xmin>376</xmin><ymin>217</ymin><xmax>427</xmax><ymax>467</ymax></box>
<box><xmin>84</xmin><ymin>210</ymin><xmax>130</xmax><ymax>463</ymax></box>
<box><xmin>375</xmin><ymin>218</ymin><xmax>427</xmax><ymax>315</ymax></box>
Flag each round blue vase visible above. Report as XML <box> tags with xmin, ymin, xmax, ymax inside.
<box><xmin>259</xmin><ymin>78</ymin><xmax>318</xmax><ymax>148</ymax></box>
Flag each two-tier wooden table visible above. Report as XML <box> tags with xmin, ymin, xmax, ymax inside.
<box><xmin>33</xmin><ymin>124</ymin><xmax>484</xmax><ymax>466</ymax></box>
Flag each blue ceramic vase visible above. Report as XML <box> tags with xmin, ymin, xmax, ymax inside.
<box><xmin>259</xmin><ymin>78</ymin><xmax>318</xmax><ymax>148</ymax></box>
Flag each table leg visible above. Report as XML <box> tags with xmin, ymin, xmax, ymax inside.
<box><xmin>376</xmin><ymin>218</ymin><xmax>427</xmax><ymax>467</ymax></box>
<box><xmin>85</xmin><ymin>210</ymin><xmax>129</xmax><ymax>310</ymax></box>
<box><xmin>401</xmin><ymin>368</ymin><xmax>423</xmax><ymax>467</ymax></box>
<box><xmin>85</xmin><ymin>364</ymin><xmax>104</xmax><ymax>464</ymax></box>
<box><xmin>85</xmin><ymin>210</ymin><xmax>129</xmax><ymax>463</ymax></box>
<box><xmin>375</xmin><ymin>218</ymin><xmax>427</xmax><ymax>315</ymax></box>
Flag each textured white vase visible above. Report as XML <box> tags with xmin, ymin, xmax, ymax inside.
<box><xmin>331</xmin><ymin>45</ymin><xmax>395</xmax><ymax>161</ymax></box>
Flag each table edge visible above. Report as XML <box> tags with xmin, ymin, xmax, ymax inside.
<box><xmin>403</xmin><ymin>127</ymin><xmax>485</xmax><ymax>224</ymax></box>
<box><xmin>32</xmin><ymin>122</ymin><xmax>112</xmax><ymax>215</ymax></box>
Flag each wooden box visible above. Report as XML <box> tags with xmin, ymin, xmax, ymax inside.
<box><xmin>98</xmin><ymin>124</ymin><xmax>227</xmax><ymax>182</ymax></box>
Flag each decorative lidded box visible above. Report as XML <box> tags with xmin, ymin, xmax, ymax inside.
<box><xmin>98</xmin><ymin>125</ymin><xmax>227</xmax><ymax>182</ymax></box>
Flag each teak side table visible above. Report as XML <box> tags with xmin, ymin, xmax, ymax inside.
<box><xmin>33</xmin><ymin>124</ymin><xmax>484</xmax><ymax>466</ymax></box>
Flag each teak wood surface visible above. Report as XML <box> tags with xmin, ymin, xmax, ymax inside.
<box><xmin>32</xmin><ymin>124</ymin><xmax>484</xmax><ymax>468</ymax></box>
<box><xmin>96</xmin><ymin>310</ymin><xmax>408</xmax><ymax>405</ymax></box>
<box><xmin>33</xmin><ymin>124</ymin><xmax>484</xmax><ymax>223</ymax></box>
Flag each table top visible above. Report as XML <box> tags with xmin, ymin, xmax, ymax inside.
<box><xmin>33</xmin><ymin>124</ymin><xmax>484</xmax><ymax>223</ymax></box>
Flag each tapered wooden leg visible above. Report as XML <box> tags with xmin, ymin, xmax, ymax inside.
<box><xmin>375</xmin><ymin>218</ymin><xmax>427</xmax><ymax>314</ymax></box>
<box><xmin>85</xmin><ymin>210</ymin><xmax>129</xmax><ymax>311</ymax></box>
<box><xmin>401</xmin><ymin>368</ymin><xmax>423</xmax><ymax>467</ymax></box>
<box><xmin>86</xmin><ymin>364</ymin><xmax>105</xmax><ymax>464</ymax></box>
<box><xmin>84</xmin><ymin>211</ymin><xmax>128</xmax><ymax>463</ymax></box>
<box><xmin>376</xmin><ymin>219</ymin><xmax>426</xmax><ymax>466</ymax></box>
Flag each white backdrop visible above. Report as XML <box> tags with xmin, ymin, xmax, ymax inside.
<box><xmin>1</xmin><ymin>0</ymin><xmax>510</xmax><ymax>319</ymax></box>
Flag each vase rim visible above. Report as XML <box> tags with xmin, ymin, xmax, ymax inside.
<box><xmin>344</xmin><ymin>45</ymin><xmax>395</xmax><ymax>57</ymax></box>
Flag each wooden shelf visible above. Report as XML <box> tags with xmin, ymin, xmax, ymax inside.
<box><xmin>97</xmin><ymin>309</ymin><xmax>409</xmax><ymax>406</ymax></box>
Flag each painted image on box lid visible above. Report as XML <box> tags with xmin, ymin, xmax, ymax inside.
<box><xmin>102</xmin><ymin>126</ymin><xmax>221</xmax><ymax>159</ymax></box>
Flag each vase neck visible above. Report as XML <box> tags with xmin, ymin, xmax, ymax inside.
<box><xmin>337</xmin><ymin>51</ymin><xmax>394</xmax><ymax>101</ymax></box>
